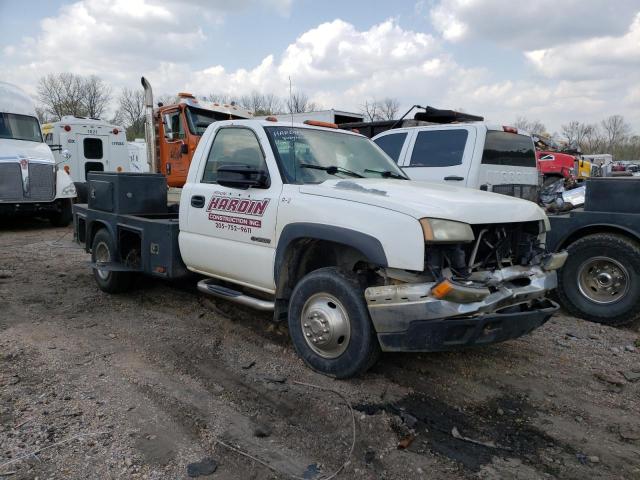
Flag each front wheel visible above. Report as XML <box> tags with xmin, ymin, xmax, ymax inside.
<box><xmin>557</xmin><ymin>233</ymin><xmax>640</xmax><ymax>326</ymax></box>
<box><xmin>288</xmin><ymin>267</ymin><xmax>380</xmax><ymax>378</ymax></box>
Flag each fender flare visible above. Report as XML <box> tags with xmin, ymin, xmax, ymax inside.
<box><xmin>274</xmin><ymin>222</ymin><xmax>388</xmax><ymax>284</ymax></box>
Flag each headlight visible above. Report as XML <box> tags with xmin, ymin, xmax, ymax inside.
<box><xmin>62</xmin><ymin>184</ymin><xmax>77</xmax><ymax>196</ymax></box>
<box><xmin>419</xmin><ymin>218</ymin><xmax>475</xmax><ymax>243</ymax></box>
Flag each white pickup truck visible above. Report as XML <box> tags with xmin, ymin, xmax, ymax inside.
<box><xmin>372</xmin><ymin>123</ymin><xmax>540</xmax><ymax>201</ymax></box>
<box><xmin>73</xmin><ymin>119</ymin><xmax>566</xmax><ymax>378</ymax></box>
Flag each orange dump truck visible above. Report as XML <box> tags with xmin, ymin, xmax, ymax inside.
<box><xmin>141</xmin><ymin>77</ymin><xmax>252</xmax><ymax>187</ymax></box>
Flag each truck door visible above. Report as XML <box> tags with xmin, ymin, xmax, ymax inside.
<box><xmin>401</xmin><ymin>127</ymin><xmax>476</xmax><ymax>186</ymax></box>
<box><xmin>77</xmin><ymin>134</ymin><xmax>108</xmax><ymax>181</ymax></box>
<box><xmin>180</xmin><ymin>126</ymin><xmax>282</xmax><ymax>292</ymax></box>
<box><xmin>161</xmin><ymin>109</ymin><xmax>189</xmax><ymax>186</ymax></box>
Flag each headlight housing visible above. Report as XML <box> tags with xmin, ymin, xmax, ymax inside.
<box><xmin>61</xmin><ymin>184</ymin><xmax>77</xmax><ymax>196</ymax></box>
<box><xmin>419</xmin><ymin>218</ymin><xmax>475</xmax><ymax>243</ymax></box>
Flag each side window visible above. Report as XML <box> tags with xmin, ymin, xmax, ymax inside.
<box><xmin>83</xmin><ymin>138</ymin><xmax>103</xmax><ymax>159</ymax></box>
<box><xmin>373</xmin><ymin>132</ymin><xmax>407</xmax><ymax>163</ymax></box>
<box><xmin>202</xmin><ymin>128</ymin><xmax>266</xmax><ymax>184</ymax></box>
<box><xmin>163</xmin><ymin>111</ymin><xmax>185</xmax><ymax>141</ymax></box>
<box><xmin>44</xmin><ymin>133</ymin><xmax>53</xmax><ymax>144</ymax></box>
<box><xmin>408</xmin><ymin>130</ymin><xmax>468</xmax><ymax>167</ymax></box>
<box><xmin>482</xmin><ymin>132</ymin><xmax>536</xmax><ymax>167</ymax></box>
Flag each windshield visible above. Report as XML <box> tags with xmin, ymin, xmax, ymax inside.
<box><xmin>265</xmin><ymin>126</ymin><xmax>407</xmax><ymax>184</ymax></box>
<box><xmin>186</xmin><ymin>106</ymin><xmax>246</xmax><ymax>136</ymax></box>
<box><xmin>0</xmin><ymin>113</ymin><xmax>43</xmax><ymax>142</ymax></box>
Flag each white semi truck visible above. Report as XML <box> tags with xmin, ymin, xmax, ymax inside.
<box><xmin>0</xmin><ymin>81</ymin><xmax>76</xmax><ymax>226</ymax></box>
<box><xmin>73</xmin><ymin>119</ymin><xmax>565</xmax><ymax>377</ymax></box>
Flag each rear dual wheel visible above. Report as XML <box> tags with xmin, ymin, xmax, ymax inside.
<box><xmin>91</xmin><ymin>229</ymin><xmax>134</xmax><ymax>293</ymax></box>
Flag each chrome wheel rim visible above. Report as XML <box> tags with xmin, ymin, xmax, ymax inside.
<box><xmin>94</xmin><ymin>241</ymin><xmax>111</xmax><ymax>280</ymax></box>
<box><xmin>577</xmin><ymin>256</ymin><xmax>629</xmax><ymax>304</ymax></box>
<box><xmin>301</xmin><ymin>293</ymin><xmax>351</xmax><ymax>359</ymax></box>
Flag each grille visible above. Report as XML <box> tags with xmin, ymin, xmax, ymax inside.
<box><xmin>0</xmin><ymin>163</ymin><xmax>24</xmax><ymax>201</ymax></box>
<box><xmin>491</xmin><ymin>184</ymin><xmax>539</xmax><ymax>202</ymax></box>
<box><xmin>28</xmin><ymin>163</ymin><xmax>55</xmax><ymax>201</ymax></box>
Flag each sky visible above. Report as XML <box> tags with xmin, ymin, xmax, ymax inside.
<box><xmin>1</xmin><ymin>0</ymin><xmax>639</xmax><ymax>134</ymax></box>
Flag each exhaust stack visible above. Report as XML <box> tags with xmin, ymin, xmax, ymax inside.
<box><xmin>141</xmin><ymin>76</ymin><xmax>157</xmax><ymax>174</ymax></box>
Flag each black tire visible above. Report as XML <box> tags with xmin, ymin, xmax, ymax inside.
<box><xmin>49</xmin><ymin>199</ymin><xmax>73</xmax><ymax>227</ymax></box>
<box><xmin>557</xmin><ymin>233</ymin><xmax>640</xmax><ymax>326</ymax></box>
<box><xmin>91</xmin><ymin>229</ymin><xmax>134</xmax><ymax>293</ymax></box>
<box><xmin>288</xmin><ymin>267</ymin><xmax>381</xmax><ymax>378</ymax></box>
<box><xmin>74</xmin><ymin>182</ymin><xmax>88</xmax><ymax>203</ymax></box>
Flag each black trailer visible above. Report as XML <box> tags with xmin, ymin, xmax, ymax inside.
<box><xmin>547</xmin><ymin>177</ymin><xmax>640</xmax><ymax>326</ymax></box>
<box><xmin>73</xmin><ymin>172</ymin><xmax>188</xmax><ymax>292</ymax></box>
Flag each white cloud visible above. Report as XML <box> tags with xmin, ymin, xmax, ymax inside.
<box><xmin>525</xmin><ymin>13</ymin><xmax>640</xmax><ymax>80</ymax></box>
<box><xmin>429</xmin><ymin>0</ymin><xmax>639</xmax><ymax>49</ymax></box>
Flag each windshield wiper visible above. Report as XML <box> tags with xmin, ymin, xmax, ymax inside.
<box><xmin>364</xmin><ymin>168</ymin><xmax>408</xmax><ymax>179</ymax></box>
<box><xmin>299</xmin><ymin>163</ymin><xmax>364</xmax><ymax>178</ymax></box>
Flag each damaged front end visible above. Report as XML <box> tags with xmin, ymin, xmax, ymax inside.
<box><xmin>366</xmin><ymin>220</ymin><xmax>567</xmax><ymax>352</ymax></box>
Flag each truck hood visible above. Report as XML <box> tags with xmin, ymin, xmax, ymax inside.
<box><xmin>0</xmin><ymin>139</ymin><xmax>54</xmax><ymax>163</ymax></box>
<box><xmin>299</xmin><ymin>178</ymin><xmax>546</xmax><ymax>224</ymax></box>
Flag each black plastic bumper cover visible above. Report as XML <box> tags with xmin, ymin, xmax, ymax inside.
<box><xmin>377</xmin><ymin>299</ymin><xmax>558</xmax><ymax>352</ymax></box>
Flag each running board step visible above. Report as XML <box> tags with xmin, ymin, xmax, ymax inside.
<box><xmin>197</xmin><ymin>279</ymin><xmax>274</xmax><ymax>311</ymax></box>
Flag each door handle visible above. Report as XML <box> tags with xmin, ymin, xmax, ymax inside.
<box><xmin>444</xmin><ymin>175</ymin><xmax>464</xmax><ymax>181</ymax></box>
<box><xmin>191</xmin><ymin>195</ymin><xmax>205</xmax><ymax>208</ymax></box>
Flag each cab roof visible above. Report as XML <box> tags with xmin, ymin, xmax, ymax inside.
<box><xmin>0</xmin><ymin>81</ymin><xmax>37</xmax><ymax>117</ymax></box>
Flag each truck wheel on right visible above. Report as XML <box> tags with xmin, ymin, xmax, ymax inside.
<box><xmin>557</xmin><ymin>233</ymin><xmax>640</xmax><ymax>326</ymax></box>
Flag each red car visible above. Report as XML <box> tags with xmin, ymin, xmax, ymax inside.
<box><xmin>536</xmin><ymin>150</ymin><xmax>576</xmax><ymax>185</ymax></box>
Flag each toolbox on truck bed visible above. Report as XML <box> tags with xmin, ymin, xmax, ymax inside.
<box><xmin>74</xmin><ymin>173</ymin><xmax>188</xmax><ymax>280</ymax></box>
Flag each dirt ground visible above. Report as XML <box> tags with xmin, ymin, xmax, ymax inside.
<box><xmin>1</xmin><ymin>219</ymin><xmax>639</xmax><ymax>480</ymax></box>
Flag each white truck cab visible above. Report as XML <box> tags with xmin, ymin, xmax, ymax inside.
<box><xmin>373</xmin><ymin>123</ymin><xmax>540</xmax><ymax>201</ymax></box>
<box><xmin>0</xmin><ymin>81</ymin><xmax>76</xmax><ymax>225</ymax></box>
<box><xmin>74</xmin><ymin>119</ymin><xmax>566</xmax><ymax>378</ymax></box>
<box><xmin>42</xmin><ymin>116</ymin><xmax>129</xmax><ymax>200</ymax></box>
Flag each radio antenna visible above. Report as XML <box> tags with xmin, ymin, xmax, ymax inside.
<box><xmin>289</xmin><ymin>76</ymin><xmax>294</xmax><ymax>126</ymax></box>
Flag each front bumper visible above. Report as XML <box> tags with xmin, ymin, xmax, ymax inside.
<box><xmin>377</xmin><ymin>299</ymin><xmax>558</xmax><ymax>352</ymax></box>
<box><xmin>365</xmin><ymin>259</ymin><xmax>563</xmax><ymax>352</ymax></box>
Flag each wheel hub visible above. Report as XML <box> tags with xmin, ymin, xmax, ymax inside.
<box><xmin>301</xmin><ymin>293</ymin><xmax>351</xmax><ymax>358</ymax></box>
<box><xmin>578</xmin><ymin>256</ymin><xmax>629</xmax><ymax>304</ymax></box>
<box><xmin>94</xmin><ymin>241</ymin><xmax>111</xmax><ymax>280</ymax></box>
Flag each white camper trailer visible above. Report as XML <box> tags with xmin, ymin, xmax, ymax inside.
<box><xmin>42</xmin><ymin>117</ymin><xmax>129</xmax><ymax>200</ymax></box>
<box><xmin>0</xmin><ymin>81</ymin><xmax>76</xmax><ymax>225</ymax></box>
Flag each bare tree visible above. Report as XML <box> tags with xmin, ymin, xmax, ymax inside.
<box><xmin>513</xmin><ymin>116</ymin><xmax>546</xmax><ymax>136</ymax></box>
<box><xmin>378</xmin><ymin>98</ymin><xmax>400</xmax><ymax>120</ymax></box>
<box><xmin>561</xmin><ymin>121</ymin><xmax>593</xmax><ymax>147</ymax></box>
<box><xmin>156</xmin><ymin>94</ymin><xmax>180</xmax><ymax>106</ymax></box>
<box><xmin>35</xmin><ymin>106</ymin><xmax>54</xmax><ymax>124</ymax></box>
<box><xmin>286</xmin><ymin>91</ymin><xmax>317</xmax><ymax>114</ymax></box>
<box><xmin>113</xmin><ymin>88</ymin><xmax>145</xmax><ymax>140</ymax></box>
<box><xmin>37</xmin><ymin>73</ymin><xmax>86</xmax><ymax>120</ymax></box>
<box><xmin>203</xmin><ymin>93</ymin><xmax>239</xmax><ymax>106</ymax></box>
<box><xmin>582</xmin><ymin>124</ymin><xmax>605</xmax><ymax>154</ymax></box>
<box><xmin>239</xmin><ymin>91</ymin><xmax>283</xmax><ymax>116</ymax></box>
<box><xmin>601</xmin><ymin>115</ymin><xmax>631</xmax><ymax>151</ymax></box>
<box><xmin>360</xmin><ymin>99</ymin><xmax>383</xmax><ymax>122</ymax></box>
<box><xmin>82</xmin><ymin>75</ymin><xmax>112</xmax><ymax>119</ymax></box>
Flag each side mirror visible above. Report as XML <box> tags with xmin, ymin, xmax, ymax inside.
<box><xmin>217</xmin><ymin>164</ymin><xmax>270</xmax><ymax>190</ymax></box>
<box><xmin>180</xmin><ymin>143</ymin><xmax>188</xmax><ymax>155</ymax></box>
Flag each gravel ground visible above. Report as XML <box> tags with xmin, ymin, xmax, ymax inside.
<box><xmin>1</xmin><ymin>219</ymin><xmax>639</xmax><ymax>480</ymax></box>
